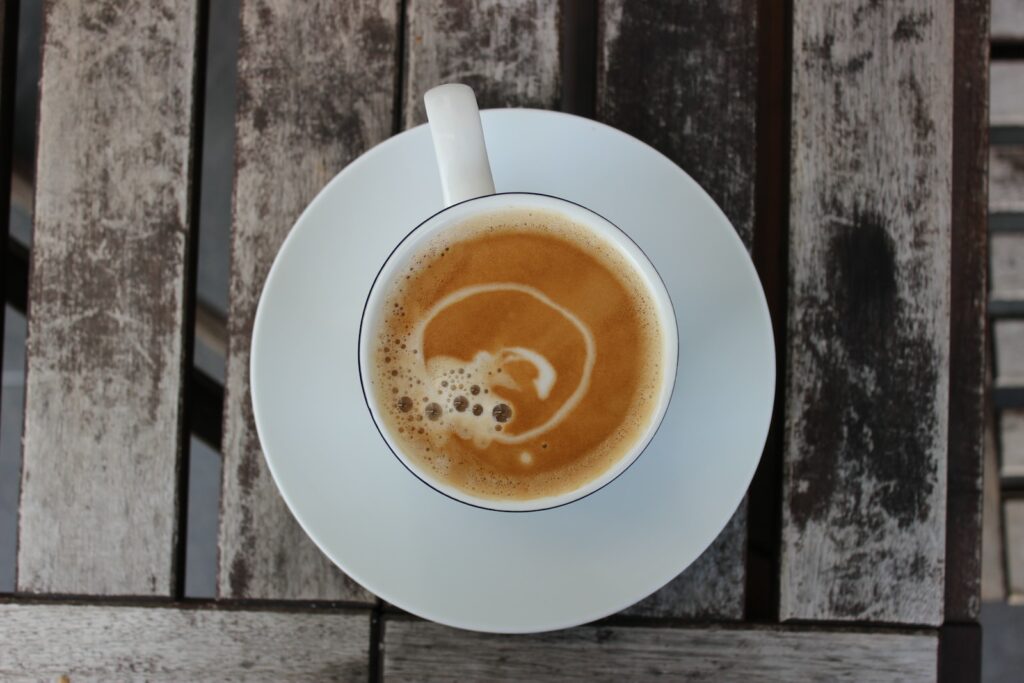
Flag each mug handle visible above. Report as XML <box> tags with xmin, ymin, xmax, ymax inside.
<box><xmin>424</xmin><ymin>84</ymin><xmax>496</xmax><ymax>207</ymax></box>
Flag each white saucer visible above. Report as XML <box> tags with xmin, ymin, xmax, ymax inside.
<box><xmin>250</xmin><ymin>109</ymin><xmax>775</xmax><ymax>633</ymax></box>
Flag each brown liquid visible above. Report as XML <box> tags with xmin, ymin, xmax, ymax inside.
<box><xmin>369</xmin><ymin>208</ymin><xmax>664</xmax><ymax>501</ymax></box>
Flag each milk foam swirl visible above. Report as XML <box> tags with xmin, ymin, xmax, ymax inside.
<box><xmin>408</xmin><ymin>283</ymin><xmax>596</xmax><ymax>447</ymax></box>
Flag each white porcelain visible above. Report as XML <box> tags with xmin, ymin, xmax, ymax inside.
<box><xmin>423</xmin><ymin>84</ymin><xmax>496</xmax><ymax>204</ymax></box>
<box><xmin>359</xmin><ymin>192</ymin><xmax>679</xmax><ymax>512</ymax></box>
<box><xmin>250</xmin><ymin>109</ymin><xmax>775</xmax><ymax>633</ymax></box>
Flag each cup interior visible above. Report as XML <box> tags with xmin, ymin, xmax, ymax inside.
<box><xmin>358</xmin><ymin>193</ymin><xmax>678</xmax><ymax>512</ymax></box>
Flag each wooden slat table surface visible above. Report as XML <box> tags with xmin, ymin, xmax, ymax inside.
<box><xmin>0</xmin><ymin>0</ymin><xmax>990</xmax><ymax>680</ymax></box>
<box><xmin>597</xmin><ymin>0</ymin><xmax>757</xmax><ymax>620</ymax></box>
<box><xmin>781</xmin><ymin>0</ymin><xmax>953</xmax><ymax>626</ymax></box>
<box><xmin>381</xmin><ymin>618</ymin><xmax>939</xmax><ymax>683</ymax></box>
<box><xmin>403</xmin><ymin>0</ymin><xmax>562</xmax><ymax>126</ymax></box>
<box><xmin>0</xmin><ymin>602</ymin><xmax>371</xmax><ymax>682</ymax></box>
<box><xmin>219</xmin><ymin>0</ymin><xmax>395</xmax><ymax>603</ymax></box>
<box><xmin>18</xmin><ymin>0</ymin><xmax>201</xmax><ymax>598</ymax></box>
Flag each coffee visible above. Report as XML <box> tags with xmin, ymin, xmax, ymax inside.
<box><xmin>368</xmin><ymin>208</ymin><xmax>665</xmax><ymax>501</ymax></box>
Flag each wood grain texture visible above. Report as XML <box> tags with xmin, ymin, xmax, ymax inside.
<box><xmin>1006</xmin><ymin>499</ymin><xmax>1024</xmax><ymax>600</ymax></box>
<box><xmin>382</xmin><ymin>619</ymin><xmax>938</xmax><ymax>682</ymax></box>
<box><xmin>18</xmin><ymin>0</ymin><xmax>199</xmax><ymax>596</ymax></box>
<box><xmin>596</xmin><ymin>0</ymin><xmax>758</xmax><ymax>620</ymax></box>
<box><xmin>990</xmin><ymin>146</ymin><xmax>1024</xmax><ymax>213</ymax></box>
<box><xmin>991</xmin><ymin>63</ymin><xmax>1024</xmax><ymax>129</ymax></box>
<box><xmin>782</xmin><ymin>0</ymin><xmax>953</xmax><ymax>625</ymax></box>
<box><xmin>946</xmin><ymin>0</ymin><xmax>988</xmax><ymax>622</ymax></box>
<box><xmin>403</xmin><ymin>0</ymin><xmax>561</xmax><ymax>128</ymax></box>
<box><xmin>0</xmin><ymin>603</ymin><xmax>370</xmax><ymax>681</ymax></box>
<box><xmin>598</xmin><ymin>0</ymin><xmax>758</xmax><ymax>247</ymax></box>
<box><xmin>992</xmin><ymin>0</ymin><xmax>1024</xmax><ymax>40</ymax></box>
<box><xmin>219</xmin><ymin>0</ymin><xmax>397</xmax><ymax>602</ymax></box>
<box><xmin>621</xmin><ymin>500</ymin><xmax>747</xmax><ymax>619</ymax></box>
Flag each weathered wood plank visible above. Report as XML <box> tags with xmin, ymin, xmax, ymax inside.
<box><xmin>219</xmin><ymin>0</ymin><xmax>398</xmax><ymax>602</ymax></box>
<box><xmin>1000</xmin><ymin>409</ymin><xmax>1024</xmax><ymax>479</ymax></box>
<box><xmin>990</xmin><ymin>146</ymin><xmax>1024</xmax><ymax>213</ymax></box>
<box><xmin>946</xmin><ymin>0</ymin><xmax>988</xmax><ymax>623</ymax></box>
<box><xmin>0</xmin><ymin>602</ymin><xmax>370</xmax><ymax>681</ymax></box>
<box><xmin>991</xmin><ymin>63</ymin><xmax>1024</xmax><ymax>129</ymax></box>
<box><xmin>1006</xmin><ymin>499</ymin><xmax>1024</xmax><ymax>600</ymax></box>
<box><xmin>782</xmin><ymin>0</ymin><xmax>952</xmax><ymax>625</ymax></box>
<box><xmin>596</xmin><ymin>0</ymin><xmax>758</xmax><ymax>620</ymax></box>
<box><xmin>598</xmin><ymin>0</ymin><xmax>758</xmax><ymax>247</ymax></box>
<box><xmin>992</xmin><ymin>0</ymin><xmax>1024</xmax><ymax>40</ymax></box>
<box><xmin>18</xmin><ymin>0</ymin><xmax>200</xmax><ymax>596</ymax></box>
<box><xmin>403</xmin><ymin>0</ymin><xmax>561</xmax><ymax>128</ymax></box>
<box><xmin>382</xmin><ymin>619</ymin><xmax>938</xmax><ymax>682</ymax></box>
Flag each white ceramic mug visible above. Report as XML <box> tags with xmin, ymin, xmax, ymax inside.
<box><xmin>359</xmin><ymin>84</ymin><xmax>678</xmax><ymax>512</ymax></box>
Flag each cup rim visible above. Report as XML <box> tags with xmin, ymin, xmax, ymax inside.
<box><xmin>357</xmin><ymin>192</ymin><xmax>679</xmax><ymax>512</ymax></box>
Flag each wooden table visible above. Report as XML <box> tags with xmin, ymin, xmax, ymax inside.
<box><xmin>0</xmin><ymin>1</ymin><xmax>988</xmax><ymax>680</ymax></box>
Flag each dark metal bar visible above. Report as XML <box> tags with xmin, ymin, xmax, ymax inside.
<box><xmin>559</xmin><ymin>0</ymin><xmax>597</xmax><ymax>118</ymax></box>
<box><xmin>391</xmin><ymin>0</ymin><xmax>407</xmax><ymax>136</ymax></box>
<box><xmin>188</xmin><ymin>362</ymin><xmax>223</xmax><ymax>451</ymax></box>
<box><xmin>746</xmin><ymin>0</ymin><xmax>792</xmax><ymax>622</ymax></box>
<box><xmin>174</xmin><ymin>0</ymin><xmax>212</xmax><ymax>601</ymax></box>
<box><xmin>991</xmin><ymin>126</ymin><xmax>1024</xmax><ymax>146</ymax></box>
<box><xmin>368</xmin><ymin>599</ymin><xmax>384</xmax><ymax>683</ymax></box>
<box><xmin>937</xmin><ymin>623</ymin><xmax>982</xmax><ymax>683</ymax></box>
<box><xmin>5</xmin><ymin>238</ymin><xmax>27</xmax><ymax>315</ymax></box>
<box><xmin>989</xmin><ymin>298</ymin><xmax>1024</xmax><ymax>319</ymax></box>
<box><xmin>1002</xmin><ymin>474</ymin><xmax>1024</xmax><ymax>494</ymax></box>
<box><xmin>0</xmin><ymin>0</ymin><xmax>21</xmax><ymax>449</ymax></box>
<box><xmin>994</xmin><ymin>383</ymin><xmax>1024</xmax><ymax>409</ymax></box>
<box><xmin>991</xmin><ymin>40</ymin><xmax>1024</xmax><ymax>60</ymax></box>
<box><xmin>990</xmin><ymin>213</ymin><xmax>1024</xmax><ymax>233</ymax></box>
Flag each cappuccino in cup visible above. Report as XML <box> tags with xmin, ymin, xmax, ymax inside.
<box><xmin>367</xmin><ymin>207</ymin><xmax>667</xmax><ymax>502</ymax></box>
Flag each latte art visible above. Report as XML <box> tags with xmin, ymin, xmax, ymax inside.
<box><xmin>369</xmin><ymin>208</ymin><xmax>665</xmax><ymax>501</ymax></box>
<box><xmin>403</xmin><ymin>282</ymin><xmax>596</xmax><ymax>448</ymax></box>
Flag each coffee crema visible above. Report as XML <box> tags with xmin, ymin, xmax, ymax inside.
<box><xmin>368</xmin><ymin>208</ymin><xmax>664</xmax><ymax>501</ymax></box>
